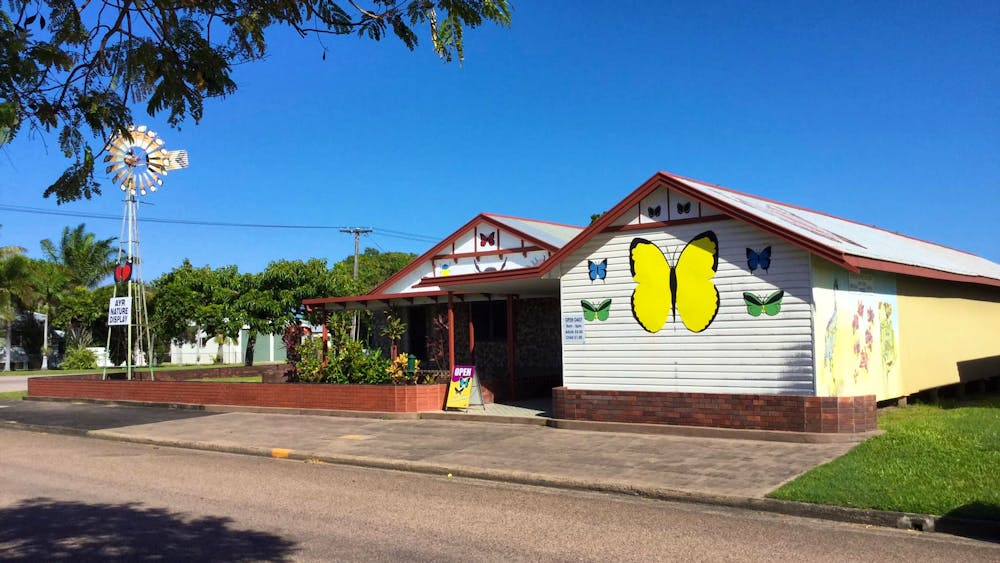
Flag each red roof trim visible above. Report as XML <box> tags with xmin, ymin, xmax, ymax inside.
<box><xmin>303</xmin><ymin>290</ymin><xmax>467</xmax><ymax>308</ymax></box>
<box><xmin>536</xmin><ymin>173</ymin><xmax>858</xmax><ymax>277</ymax></box>
<box><xmin>844</xmin><ymin>256</ymin><xmax>1000</xmax><ymax>288</ymax></box>
<box><xmin>414</xmin><ymin>266</ymin><xmax>546</xmax><ymax>288</ymax></box>
<box><xmin>368</xmin><ymin>213</ymin><xmax>562</xmax><ymax>296</ymax></box>
<box><xmin>434</xmin><ymin>246</ymin><xmax>546</xmax><ymax>261</ymax></box>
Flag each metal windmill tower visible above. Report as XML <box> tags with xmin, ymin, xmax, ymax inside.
<box><xmin>102</xmin><ymin>125</ymin><xmax>189</xmax><ymax>380</ymax></box>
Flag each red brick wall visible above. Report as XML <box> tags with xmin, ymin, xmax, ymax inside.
<box><xmin>28</xmin><ymin>378</ymin><xmax>448</xmax><ymax>413</ymax></box>
<box><xmin>553</xmin><ymin>387</ymin><xmax>877</xmax><ymax>433</ymax></box>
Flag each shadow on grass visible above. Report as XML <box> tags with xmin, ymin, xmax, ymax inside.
<box><xmin>0</xmin><ymin>497</ymin><xmax>298</xmax><ymax>561</ymax></box>
<box><xmin>937</xmin><ymin>502</ymin><xmax>1000</xmax><ymax>543</ymax></box>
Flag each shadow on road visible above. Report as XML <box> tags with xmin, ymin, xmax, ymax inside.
<box><xmin>0</xmin><ymin>497</ymin><xmax>298</xmax><ymax>561</ymax></box>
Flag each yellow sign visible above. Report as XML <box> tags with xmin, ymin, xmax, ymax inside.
<box><xmin>446</xmin><ymin>366</ymin><xmax>475</xmax><ymax>409</ymax></box>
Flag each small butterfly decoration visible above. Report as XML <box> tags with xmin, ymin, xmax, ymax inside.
<box><xmin>581</xmin><ymin>299</ymin><xmax>611</xmax><ymax>322</ymax></box>
<box><xmin>743</xmin><ymin>290</ymin><xmax>784</xmax><ymax>317</ymax></box>
<box><xmin>479</xmin><ymin>231</ymin><xmax>496</xmax><ymax>247</ymax></box>
<box><xmin>647</xmin><ymin>205</ymin><xmax>662</xmax><ymax>218</ymax></box>
<box><xmin>746</xmin><ymin>246</ymin><xmax>772</xmax><ymax>273</ymax></box>
<box><xmin>588</xmin><ymin>258</ymin><xmax>607</xmax><ymax>282</ymax></box>
<box><xmin>114</xmin><ymin>261</ymin><xmax>133</xmax><ymax>283</ymax></box>
<box><xmin>676</xmin><ymin>201</ymin><xmax>692</xmax><ymax>215</ymax></box>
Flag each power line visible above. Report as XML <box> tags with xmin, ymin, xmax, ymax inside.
<box><xmin>0</xmin><ymin>203</ymin><xmax>440</xmax><ymax>243</ymax></box>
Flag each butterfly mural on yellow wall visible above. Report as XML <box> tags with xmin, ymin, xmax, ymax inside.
<box><xmin>629</xmin><ymin>231</ymin><xmax>720</xmax><ymax>333</ymax></box>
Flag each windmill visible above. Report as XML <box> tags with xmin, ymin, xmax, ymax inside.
<box><xmin>102</xmin><ymin>126</ymin><xmax>189</xmax><ymax>380</ymax></box>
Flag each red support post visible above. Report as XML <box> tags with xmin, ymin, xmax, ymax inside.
<box><xmin>447</xmin><ymin>293</ymin><xmax>455</xmax><ymax>374</ymax></box>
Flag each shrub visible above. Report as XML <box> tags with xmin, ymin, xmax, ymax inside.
<box><xmin>388</xmin><ymin>353</ymin><xmax>428</xmax><ymax>385</ymax></box>
<box><xmin>291</xmin><ymin>337</ymin><xmax>326</xmax><ymax>383</ymax></box>
<box><xmin>61</xmin><ymin>347</ymin><xmax>98</xmax><ymax>370</ymax></box>
<box><xmin>289</xmin><ymin>335</ymin><xmax>392</xmax><ymax>384</ymax></box>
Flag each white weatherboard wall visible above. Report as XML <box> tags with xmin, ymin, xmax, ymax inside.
<box><xmin>560</xmin><ymin>217</ymin><xmax>816</xmax><ymax>394</ymax></box>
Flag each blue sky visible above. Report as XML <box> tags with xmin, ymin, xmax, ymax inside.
<box><xmin>1</xmin><ymin>1</ymin><xmax>998</xmax><ymax>280</ymax></box>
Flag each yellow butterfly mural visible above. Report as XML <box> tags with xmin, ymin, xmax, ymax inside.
<box><xmin>629</xmin><ymin>231</ymin><xmax>720</xmax><ymax>333</ymax></box>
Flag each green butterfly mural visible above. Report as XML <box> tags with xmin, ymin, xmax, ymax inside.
<box><xmin>743</xmin><ymin>291</ymin><xmax>784</xmax><ymax>317</ymax></box>
<box><xmin>581</xmin><ymin>299</ymin><xmax>611</xmax><ymax>321</ymax></box>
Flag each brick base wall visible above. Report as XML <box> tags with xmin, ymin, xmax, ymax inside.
<box><xmin>28</xmin><ymin>378</ymin><xmax>448</xmax><ymax>413</ymax></box>
<box><xmin>553</xmin><ymin>387</ymin><xmax>877</xmax><ymax>433</ymax></box>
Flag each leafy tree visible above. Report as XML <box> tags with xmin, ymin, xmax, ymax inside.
<box><xmin>332</xmin><ymin>248</ymin><xmax>416</xmax><ymax>293</ymax></box>
<box><xmin>52</xmin><ymin>285</ymin><xmax>104</xmax><ymax>342</ymax></box>
<box><xmin>1</xmin><ymin>1</ymin><xmax>512</xmax><ymax>203</ymax></box>
<box><xmin>27</xmin><ymin>258</ymin><xmax>69</xmax><ymax>369</ymax></box>
<box><xmin>0</xmin><ymin>236</ymin><xmax>30</xmax><ymax>371</ymax></box>
<box><xmin>150</xmin><ymin>260</ymin><xmax>240</xmax><ymax>363</ymax></box>
<box><xmin>236</xmin><ymin>258</ymin><xmax>339</xmax><ymax>366</ymax></box>
<box><xmin>329</xmin><ymin>247</ymin><xmax>416</xmax><ymax>342</ymax></box>
<box><xmin>41</xmin><ymin>223</ymin><xmax>116</xmax><ymax>289</ymax></box>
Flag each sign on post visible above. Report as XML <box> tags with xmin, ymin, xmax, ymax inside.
<box><xmin>107</xmin><ymin>297</ymin><xmax>131</xmax><ymax>326</ymax></box>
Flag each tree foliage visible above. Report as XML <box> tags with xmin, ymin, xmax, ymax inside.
<box><xmin>40</xmin><ymin>223</ymin><xmax>116</xmax><ymax>289</ymax></box>
<box><xmin>0</xmin><ymin>234</ymin><xmax>30</xmax><ymax>371</ymax></box>
<box><xmin>150</xmin><ymin>259</ymin><xmax>239</xmax><ymax>347</ymax></box>
<box><xmin>331</xmin><ymin>247</ymin><xmax>415</xmax><ymax>293</ymax></box>
<box><xmin>0</xmin><ymin>0</ymin><xmax>512</xmax><ymax>203</ymax></box>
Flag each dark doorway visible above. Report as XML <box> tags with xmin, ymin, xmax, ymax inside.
<box><xmin>408</xmin><ymin>306</ymin><xmax>427</xmax><ymax>361</ymax></box>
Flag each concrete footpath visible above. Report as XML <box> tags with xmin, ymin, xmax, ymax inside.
<box><xmin>1</xmin><ymin>399</ymin><xmax>996</xmax><ymax>541</ymax></box>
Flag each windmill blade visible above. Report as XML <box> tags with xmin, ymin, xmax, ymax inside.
<box><xmin>106</xmin><ymin>162</ymin><xmax>127</xmax><ymax>174</ymax></box>
<box><xmin>135</xmin><ymin>131</ymin><xmax>156</xmax><ymax>152</ymax></box>
<box><xmin>112</xmin><ymin>168</ymin><xmax>130</xmax><ymax>185</ymax></box>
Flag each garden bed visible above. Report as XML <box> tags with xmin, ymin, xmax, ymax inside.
<box><xmin>27</xmin><ymin>368</ymin><xmax>448</xmax><ymax>412</ymax></box>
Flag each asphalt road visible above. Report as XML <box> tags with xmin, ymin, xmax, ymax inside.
<box><xmin>0</xmin><ymin>375</ymin><xmax>32</xmax><ymax>393</ymax></box>
<box><xmin>1</xmin><ymin>429</ymin><xmax>996</xmax><ymax>562</ymax></box>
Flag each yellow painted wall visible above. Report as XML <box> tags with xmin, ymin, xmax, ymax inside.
<box><xmin>896</xmin><ymin>276</ymin><xmax>1000</xmax><ymax>395</ymax></box>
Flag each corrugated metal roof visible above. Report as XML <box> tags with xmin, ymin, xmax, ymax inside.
<box><xmin>483</xmin><ymin>213</ymin><xmax>584</xmax><ymax>248</ymax></box>
<box><xmin>667</xmin><ymin>173</ymin><xmax>1000</xmax><ymax>282</ymax></box>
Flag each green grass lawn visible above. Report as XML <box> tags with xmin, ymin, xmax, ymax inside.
<box><xmin>0</xmin><ymin>391</ymin><xmax>26</xmax><ymax>401</ymax></box>
<box><xmin>769</xmin><ymin>397</ymin><xmax>1000</xmax><ymax>520</ymax></box>
<box><xmin>0</xmin><ymin>363</ymin><xmax>280</xmax><ymax>377</ymax></box>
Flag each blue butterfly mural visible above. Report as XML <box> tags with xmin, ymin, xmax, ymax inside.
<box><xmin>588</xmin><ymin>258</ymin><xmax>607</xmax><ymax>282</ymax></box>
<box><xmin>746</xmin><ymin>246</ymin><xmax>772</xmax><ymax>273</ymax></box>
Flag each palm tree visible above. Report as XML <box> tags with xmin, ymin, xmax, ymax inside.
<box><xmin>0</xmin><ymin>242</ymin><xmax>31</xmax><ymax>371</ymax></box>
<box><xmin>29</xmin><ymin>260</ymin><xmax>70</xmax><ymax>369</ymax></box>
<box><xmin>41</xmin><ymin>223</ymin><xmax>117</xmax><ymax>289</ymax></box>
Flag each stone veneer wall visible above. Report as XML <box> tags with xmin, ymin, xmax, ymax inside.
<box><xmin>422</xmin><ymin>298</ymin><xmax>562</xmax><ymax>401</ymax></box>
<box><xmin>553</xmin><ymin>387</ymin><xmax>877</xmax><ymax>433</ymax></box>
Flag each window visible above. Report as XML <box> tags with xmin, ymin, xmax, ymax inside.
<box><xmin>471</xmin><ymin>300</ymin><xmax>508</xmax><ymax>341</ymax></box>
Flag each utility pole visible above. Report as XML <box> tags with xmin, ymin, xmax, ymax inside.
<box><xmin>340</xmin><ymin>227</ymin><xmax>372</xmax><ymax>340</ymax></box>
